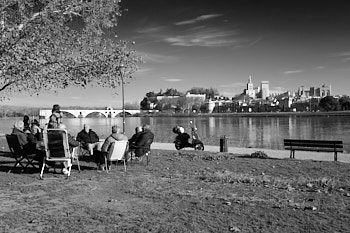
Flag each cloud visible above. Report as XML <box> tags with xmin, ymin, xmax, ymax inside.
<box><xmin>220</xmin><ymin>83</ymin><xmax>245</xmax><ymax>88</ymax></box>
<box><xmin>136</xmin><ymin>68</ymin><xmax>153</xmax><ymax>73</ymax></box>
<box><xmin>164</xmin><ymin>27</ymin><xmax>241</xmax><ymax>47</ymax></box>
<box><xmin>331</xmin><ymin>51</ymin><xmax>350</xmax><ymax>62</ymax></box>
<box><xmin>136</xmin><ymin>26</ymin><xmax>166</xmax><ymax>34</ymax></box>
<box><xmin>315</xmin><ymin>66</ymin><xmax>325</xmax><ymax>70</ymax></box>
<box><xmin>161</xmin><ymin>77</ymin><xmax>182</xmax><ymax>82</ymax></box>
<box><xmin>331</xmin><ymin>51</ymin><xmax>350</xmax><ymax>57</ymax></box>
<box><xmin>283</xmin><ymin>69</ymin><xmax>304</xmax><ymax>74</ymax></box>
<box><xmin>174</xmin><ymin>14</ymin><xmax>223</xmax><ymax>26</ymax></box>
<box><xmin>141</xmin><ymin>53</ymin><xmax>180</xmax><ymax>63</ymax></box>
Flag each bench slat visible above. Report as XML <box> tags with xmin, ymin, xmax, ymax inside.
<box><xmin>284</xmin><ymin>139</ymin><xmax>342</xmax><ymax>144</ymax></box>
<box><xmin>284</xmin><ymin>147</ymin><xmax>343</xmax><ymax>153</ymax></box>
<box><xmin>284</xmin><ymin>142</ymin><xmax>343</xmax><ymax>149</ymax></box>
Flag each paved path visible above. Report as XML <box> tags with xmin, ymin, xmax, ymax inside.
<box><xmin>152</xmin><ymin>142</ymin><xmax>350</xmax><ymax>163</ymax></box>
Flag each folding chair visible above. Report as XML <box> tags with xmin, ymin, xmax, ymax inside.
<box><xmin>130</xmin><ymin>138</ymin><xmax>153</xmax><ymax>166</ymax></box>
<box><xmin>103</xmin><ymin>141</ymin><xmax>129</xmax><ymax>173</ymax></box>
<box><xmin>5</xmin><ymin>134</ymin><xmax>39</xmax><ymax>173</ymax></box>
<box><xmin>40</xmin><ymin>129</ymin><xmax>80</xmax><ymax>178</ymax></box>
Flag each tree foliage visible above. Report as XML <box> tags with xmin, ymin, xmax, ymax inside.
<box><xmin>339</xmin><ymin>95</ymin><xmax>350</xmax><ymax>110</ymax></box>
<box><xmin>188</xmin><ymin>87</ymin><xmax>219</xmax><ymax>99</ymax></box>
<box><xmin>0</xmin><ymin>0</ymin><xmax>142</xmax><ymax>100</ymax></box>
<box><xmin>163</xmin><ymin>88</ymin><xmax>182</xmax><ymax>96</ymax></box>
<box><xmin>319</xmin><ymin>96</ymin><xmax>340</xmax><ymax>112</ymax></box>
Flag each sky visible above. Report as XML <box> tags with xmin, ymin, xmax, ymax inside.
<box><xmin>4</xmin><ymin>0</ymin><xmax>350</xmax><ymax>108</ymax></box>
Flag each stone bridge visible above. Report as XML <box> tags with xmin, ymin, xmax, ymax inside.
<box><xmin>39</xmin><ymin>109</ymin><xmax>141</xmax><ymax>119</ymax></box>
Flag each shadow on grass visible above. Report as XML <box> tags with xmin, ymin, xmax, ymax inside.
<box><xmin>235</xmin><ymin>154</ymin><xmax>285</xmax><ymax>161</ymax></box>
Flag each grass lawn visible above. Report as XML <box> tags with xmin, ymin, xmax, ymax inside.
<box><xmin>0</xmin><ymin>149</ymin><xmax>349</xmax><ymax>233</ymax></box>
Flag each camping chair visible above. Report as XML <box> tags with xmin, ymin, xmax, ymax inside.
<box><xmin>130</xmin><ymin>138</ymin><xmax>153</xmax><ymax>166</ymax></box>
<box><xmin>73</xmin><ymin>143</ymin><xmax>91</xmax><ymax>157</ymax></box>
<box><xmin>40</xmin><ymin>129</ymin><xmax>80</xmax><ymax>178</ymax></box>
<box><xmin>103</xmin><ymin>141</ymin><xmax>129</xmax><ymax>173</ymax></box>
<box><xmin>5</xmin><ymin>134</ymin><xmax>38</xmax><ymax>173</ymax></box>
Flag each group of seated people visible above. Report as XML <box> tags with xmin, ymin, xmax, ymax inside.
<box><xmin>78</xmin><ymin>123</ymin><xmax>154</xmax><ymax>170</ymax></box>
<box><xmin>9</xmin><ymin>104</ymin><xmax>154</xmax><ymax>173</ymax></box>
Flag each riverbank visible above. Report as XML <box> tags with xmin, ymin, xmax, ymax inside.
<box><xmin>0</xmin><ymin>149</ymin><xmax>349</xmax><ymax>232</ymax></box>
<box><xmin>136</xmin><ymin>110</ymin><xmax>350</xmax><ymax>118</ymax></box>
<box><xmin>152</xmin><ymin>142</ymin><xmax>350</xmax><ymax>163</ymax></box>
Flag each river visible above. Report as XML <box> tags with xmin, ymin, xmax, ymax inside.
<box><xmin>1</xmin><ymin>115</ymin><xmax>349</xmax><ymax>152</ymax></box>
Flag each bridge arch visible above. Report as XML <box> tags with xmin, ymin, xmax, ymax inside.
<box><xmin>85</xmin><ymin>112</ymin><xmax>108</xmax><ymax>118</ymax></box>
<box><xmin>39</xmin><ymin>109</ymin><xmax>143</xmax><ymax>119</ymax></box>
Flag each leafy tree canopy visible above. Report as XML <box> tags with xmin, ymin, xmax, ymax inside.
<box><xmin>187</xmin><ymin>87</ymin><xmax>219</xmax><ymax>99</ymax></box>
<box><xmin>319</xmin><ymin>96</ymin><xmax>340</xmax><ymax>112</ymax></box>
<box><xmin>163</xmin><ymin>88</ymin><xmax>182</xmax><ymax>96</ymax></box>
<box><xmin>1</xmin><ymin>0</ymin><xmax>142</xmax><ymax>100</ymax></box>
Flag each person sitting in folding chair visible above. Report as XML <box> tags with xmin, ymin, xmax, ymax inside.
<box><xmin>128</xmin><ymin>126</ymin><xmax>143</xmax><ymax>159</ymax></box>
<box><xmin>11</xmin><ymin>120</ymin><xmax>44</xmax><ymax>167</ymax></box>
<box><xmin>95</xmin><ymin>125</ymin><xmax>128</xmax><ymax>170</ymax></box>
<box><xmin>12</xmin><ymin>121</ymin><xmax>36</xmax><ymax>153</ymax></box>
<box><xmin>76</xmin><ymin>124</ymin><xmax>100</xmax><ymax>156</ymax></box>
<box><xmin>133</xmin><ymin>124</ymin><xmax>154</xmax><ymax>161</ymax></box>
<box><xmin>58</xmin><ymin>124</ymin><xmax>80</xmax><ymax>174</ymax></box>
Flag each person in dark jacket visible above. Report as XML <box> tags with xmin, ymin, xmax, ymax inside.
<box><xmin>11</xmin><ymin>120</ymin><xmax>37</xmax><ymax>154</ymax></box>
<box><xmin>11</xmin><ymin>120</ymin><xmax>45</xmax><ymax>168</ymax></box>
<box><xmin>48</xmin><ymin>104</ymin><xmax>63</xmax><ymax>129</ymax></box>
<box><xmin>76</xmin><ymin>124</ymin><xmax>100</xmax><ymax>155</ymax></box>
<box><xmin>129</xmin><ymin>126</ymin><xmax>143</xmax><ymax>149</ymax></box>
<box><xmin>134</xmin><ymin>124</ymin><xmax>154</xmax><ymax>159</ymax></box>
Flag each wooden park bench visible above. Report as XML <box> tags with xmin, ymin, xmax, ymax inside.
<box><xmin>284</xmin><ymin>139</ymin><xmax>343</xmax><ymax>161</ymax></box>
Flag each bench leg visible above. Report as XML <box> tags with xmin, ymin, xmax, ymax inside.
<box><xmin>334</xmin><ymin>152</ymin><xmax>337</xmax><ymax>162</ymax></box>
<box><xmin>290</xmin><ymin>150</ymin><xmax>295</xmax><ymax>159</ymax></box>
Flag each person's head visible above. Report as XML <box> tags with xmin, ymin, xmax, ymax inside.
<box><xmin>52</xmin><ymin>104</ymin><xmax>60</xmax><ymax>113</ymax></box>
<box><xmin>14</xmin><ymin>120</ymin><xmax>24</xmax><ymax>130</ymax></box>
<box><xmin>135</xmin><ymin>126</ymin><xmax>143</xmax><ymax>134</ymax></box>
<box><xmin>178</xmin><ymin>126</ymin><xmax>185</xmax><ymax>134</ymax></box>
<box><xmin>112</xmin><ymin>125</ymin><xmax>121</xmax><ymax>134</ymax></box>
<box><xmin>23</xmin><ymin>115</ymin><xmax>30</xmax><ymax>123</ymax></box>
<box><xmin>31</xmin><ymin>119</ymin><xmax>40</xmax><ymax>127</ymax></box>
<box><xmin>58</xmin><ymin>124</ymin><xmax>67</xmax><ymax>130</ymax></box>
<box><xmin>84</xmin><ymin>124</ymin><xmax>90</xmax><ymax>133</ymax></box>
<box><xmin>142</xmin><ymin>124</ymin><xmax>151</xmax><ymax>132</ymax></box>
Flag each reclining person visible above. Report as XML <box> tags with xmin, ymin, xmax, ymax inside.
<box><xmin>173</xmin><ymin>126</ymin><xmax>191</xmax><ymax>147</ymax></box>
<box><xmin>76</xmin><ymin>124</ymin><xmax>100</xmax><ymax>156</ymax></box>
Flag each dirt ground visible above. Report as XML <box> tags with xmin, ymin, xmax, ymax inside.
<box><xmin>0</xmin><ymin>149</ymin><xmax>349</xmax><ymax>233</ymax></box>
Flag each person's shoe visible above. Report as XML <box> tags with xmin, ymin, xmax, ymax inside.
<box><xmin>125</xmin><ymin>153</ymin><xmax>131</xmax><ymax>162</ymax></box>
<box><xmin>62</xmin><ymin>168</ymin><xmax>69</xmax><ymax>175</ymax></box>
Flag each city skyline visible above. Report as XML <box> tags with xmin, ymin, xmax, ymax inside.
<box><xmin>2</xmin><ymin>0</ymin><xmax>350</xmax><ymax>107</ymax></box>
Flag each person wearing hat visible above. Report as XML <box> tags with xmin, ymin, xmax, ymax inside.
<box><xmin>48</xmin><ymin>104</ymin><xmax>63</xmax><ymax>129</ymax></box>
<box><xmin>31</xmin><ymin>119</ymin><xmax>42</xmax><ymax>141</ymax></box>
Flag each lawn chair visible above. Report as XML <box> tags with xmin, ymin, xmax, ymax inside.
<box><xmin>130</xmin><ymin>138</ymin><xmax>153</xmax><ymax>166</ymax></box>
<box><xmin>103</xmin><ymin>141</ymin><xmax>129</xmax><ymax>173</ymax></box>
<box><xmin>40</xmin><ymin>129</ymin><xmax>80</xmax><ymax>178</ymax></box>
<box><xmin>5</xmin><ymin>134</ymin><xmax>38</xmax><ymax>173</ymax></box>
